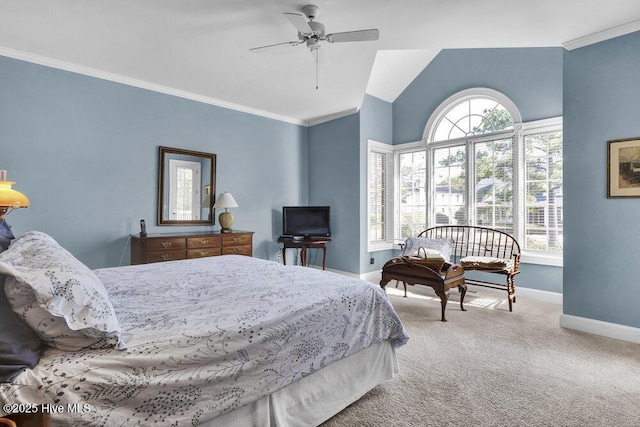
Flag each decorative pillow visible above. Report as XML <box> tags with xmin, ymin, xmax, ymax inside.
<box><xmin>0</xmin><ymin>274</ymin><xmax>42</xmax><ymax>382</ymax></box>
<box><xmin>401</xmin><ymin>237</ymin><xmax>455</xmax><ymax>261</ymax></box>
<box><xmin>0</xmin><ymin>231</ymin><xmax>125</xmax><ymax>351</ymax></box>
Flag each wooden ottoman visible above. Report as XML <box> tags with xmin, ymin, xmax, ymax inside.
<box><xmin>380</xmin><ymin>258</ymin><xmax>466</xmax><ymax>322</ymax></box>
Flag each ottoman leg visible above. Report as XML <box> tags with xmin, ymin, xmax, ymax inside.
<box><xmin>435</xmin><ymin>290</ymin><xmax>449</xmax><ymax>322</ymax></box>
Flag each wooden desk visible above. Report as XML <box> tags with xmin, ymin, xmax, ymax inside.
<box><xmin>278</xmin><ymin>238</ymin><xmax>331</xmax><ymax>270</ymax></box>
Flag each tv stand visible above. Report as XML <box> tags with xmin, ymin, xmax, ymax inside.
<box><xmin>277</xmin><ymin>237</ymin><xmax>332</xmax><ymax>270</ymax></box>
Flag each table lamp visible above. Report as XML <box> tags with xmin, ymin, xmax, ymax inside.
<box><xmin>212</xmin><ymin>191</ymin><xmax>238</xmax><ymax>233</ymax></box>
<box><xmin>0</xmin><ymin>170</ymin><xmax>30</xmax><ymax>251</ymax></box>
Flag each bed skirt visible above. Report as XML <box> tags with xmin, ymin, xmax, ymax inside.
<box><xmin>203</xmin><ymin>340</ymin><xmax>398</xmax><ymax>427</ymax></box>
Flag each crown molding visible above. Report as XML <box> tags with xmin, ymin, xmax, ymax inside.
<box><xmin>306</xmin><ymin>107</ymin><xmax>359</xmax><ymax>126</ymax></box>
<box><xmin>562</xmin><ymin>19</ymin><xmax>640</xmax><ymax>51</ymax></box>
<box><xmin>0</xmin><ymin>45</ymin><xmax>308</xmax><ymax>127</ymax></box>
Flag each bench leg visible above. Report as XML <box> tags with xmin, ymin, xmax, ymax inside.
<box><xmin>434</xmin><ymin>290</ymin><xmax>449</xmax><ymax>322</ymax></box>
<box><xmin>458</xmin><ymin>284</ymin><xmax>467</xmax><ymax>312</ymax></box>
<box><xmin>507</xmin><ymin>275</ymin><xmax>515</xmax><ymax>312</ymax></box>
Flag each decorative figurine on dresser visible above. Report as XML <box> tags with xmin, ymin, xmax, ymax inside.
<box><xmin>130</xmin><ymin>230</ymin><xmax>253</xmax><ymax>265</ymax></box>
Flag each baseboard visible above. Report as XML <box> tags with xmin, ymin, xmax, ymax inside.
<box><xmin>559</xmin><ymin>314</ymin><xmax>640</xmax><ymax>344</ymax></box>
<box><xmin>465</xmin><ymin>284</ymin><xmax>563</xmax><ymax>306</ymax></box>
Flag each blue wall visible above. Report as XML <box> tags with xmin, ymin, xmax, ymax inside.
<box><xmin>563</xmin><ymin>31</ymin><xmax>640</xmax><ymax>328</ymax></box>
<box><xmin>0</xmin><ymin>56</ymin><xmax>308</xmax><ymax>268</ymax></box>
<box><xmin>359</xmin><ymin>94</ymin><xmax>395</xmax><ymax>273</ymax></box>
<box><xmin>308</xmin><ymin>113</ymin><xmax>361</xmax><ymax>273</ymax></box>
<box><xmin>306</xmin><ymin>94</ymin><xmax>394</xmax><ymax>274</ymax></box>
<box><xmin>394</xmin><ymin>47</ymin><xmax>564</xmax><ymax>144</ymax></box>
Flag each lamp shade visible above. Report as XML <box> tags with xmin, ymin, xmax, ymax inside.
<box><xmin>213</xmin><ymin>192</ymin><xmax>238</xmax><ymax>209</ymax></box>
<box><xmin>0</xmin><ymin>181</ymin><xmax>30</xmax><ymax>209</ymax></box>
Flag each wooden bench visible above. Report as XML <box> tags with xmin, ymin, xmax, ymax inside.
<box><xmin>418</xmin><ymin>226</ymin><xmax>521</xmax><ymax>311</ymax></box>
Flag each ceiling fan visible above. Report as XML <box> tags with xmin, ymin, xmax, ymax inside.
<box><xmin>250</xmin><ymin>5</ymin><xmax>379</xmax><ymax>89</ymax></box>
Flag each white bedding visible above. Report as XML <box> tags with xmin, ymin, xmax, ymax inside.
<box><xmin>1</xmin><ymin>255</ymin><xmax>408</xmax><ymax>426</ymax></box>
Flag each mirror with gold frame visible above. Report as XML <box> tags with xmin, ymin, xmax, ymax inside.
<box><xmin>157</xmin><ymin>146</ymin><xmax>217</xmax><ymax>225</ymax></box>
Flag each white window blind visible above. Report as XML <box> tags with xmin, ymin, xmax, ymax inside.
<box><xmin>367</xmin><ymin>140</ymin><xmax>394</xmax><ymax>251</ymax></box>
<box><xmin>523</xmin><ymin>128</ymin><xmax>563</xmax><ymax>254</ymax></box>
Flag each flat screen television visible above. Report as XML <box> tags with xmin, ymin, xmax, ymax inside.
<box><xmin>282</xmin><ymin>206</ymin><xmax>331</xmax><ymax>238</ymax></box>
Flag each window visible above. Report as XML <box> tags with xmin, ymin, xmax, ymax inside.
<box><xmin>523</xmin><ymin>120</ymin><xmax>563</xmax><ymax>255</ymax></box>
<box><xmin>367</xmin><ymin>140</ymin><xmax>394</xmax><ymax>251</ymax></box>
<box><xmin>397</xmin><ymin>148</ymin><xmax>427</xmax><ymax>238</ymax></box>
<box><xmin>168</xmin><ymin>159</ymin><xmax>202</xmax><ymax>221</ymax></box>
<box><xmin>393</xmin><ymin>89</ymin><xmax>562</xmax><ymax>264</ymax></box>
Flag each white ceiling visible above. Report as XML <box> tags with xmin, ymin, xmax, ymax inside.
<box><xmin>0</xmin><ymin>1</ymin><xmax>639</xmax><ymax>126</ymax></box>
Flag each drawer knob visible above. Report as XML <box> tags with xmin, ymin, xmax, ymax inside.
<box><xmin>200</xmin><ymin>239</ymin><xmax>209</xmax><ymax>245</ymax></box>
<box><xmin>233</xmin><ymin>237</ymin><xmax>241</xmax><ymax>243</ymax></box>
<box><xmin>161</xmin><ymin>241</ymin><xmax>173</xmax><ymax>248</ymax></box>
<box><xmin>233</xmin><ymin>248</ymin><xmax>240</xmax><ymax>254</ymax></box>
<box><xmin>161</xmin><ymin>254</ymin><xmax>172</xmax><ymax>261</ymax></box>
<box><xmin>199</xmin><ymin>251</ymin><xmax>210</xmax><ymax>256</ymax></box>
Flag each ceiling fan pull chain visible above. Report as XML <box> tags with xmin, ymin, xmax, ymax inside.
<box><xmin>315</xmin><ymin>48</ymin><xmax>319</xmax><ymax>90</ymax></box>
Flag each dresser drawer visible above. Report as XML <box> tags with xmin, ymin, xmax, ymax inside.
<box><xmin>222</xmin><ymin>245</ymin><xmax>252</xmax><ymax>256</ymax></box>
<box><xmin>145</xmin><ymin>250</ymin><xmax>187</xmax><ymax>263</ymax></box>
<box><xmin>145</xmin><ymin>238</ymin><xmax>187</xmax><ymax>252</ymax></box>
<box><xmin>187</xmin><ymin>248</ymin><xmax>221</xmax><ymax>259</ymax></box>
<box><xmin>222</xmin><ymin>233</ymin><xmax>252</xmax><ymax>246</ymax></box>
<box><xmin>187</xmin><ymin>235</ymin><xmax>222</xmax><ymax>249</ymax></box>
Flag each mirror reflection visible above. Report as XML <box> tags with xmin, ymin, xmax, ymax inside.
<box><xmin>158</xmin><ymin>146</ymin><xmax>217</xmax><ymax>225</ymax></box>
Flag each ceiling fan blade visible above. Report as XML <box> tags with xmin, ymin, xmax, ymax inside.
<box><xmin>284</xmin><ymin>12</ymin><xmax>312</xmax><ymax>34</ymax></box>
<box><xmin>249</xmin><ymin>40</ymin><xmax>300</xmax><ymax>53</ymax></box>
<box><xmin>327</xmin><ymin>29</ymin><xmax>379</xmax><ymax>43</ymax></box>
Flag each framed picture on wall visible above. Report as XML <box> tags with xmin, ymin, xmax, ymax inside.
<box><xmin>608</xmin><ymin>137</ymin><xmax>640</xmax><ymax>198</ymax></box>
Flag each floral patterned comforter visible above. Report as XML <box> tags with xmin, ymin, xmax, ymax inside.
<box><xmin>1</xmin><ymin>255</ymin><xmax>408</xmax><ymax>426</ymax></box>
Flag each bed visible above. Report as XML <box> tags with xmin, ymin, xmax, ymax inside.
<box><xmin>0</xmin><ymin>231</ymin><xmax>408</xmax><ymax>426</ymax></box>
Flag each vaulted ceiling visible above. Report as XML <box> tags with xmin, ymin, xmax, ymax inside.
<box><xmin>1</xmin><ymin>1</ymin><xmax>639</xmax><ymax>125</ymax></box>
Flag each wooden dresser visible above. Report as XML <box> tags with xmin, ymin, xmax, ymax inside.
<box><xmin>130</xmin><ymin>230</ymin><xmax>253</xmax><ymax>265</ymax></box>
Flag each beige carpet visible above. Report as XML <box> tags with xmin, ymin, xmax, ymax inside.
<box><xmin>322</xmin><ymin>284</ymin><xmax>640</xmax><ymax>427</ymax></box>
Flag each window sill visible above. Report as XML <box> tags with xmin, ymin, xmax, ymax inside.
<box><xmin>520</xmin><ymin>252</ymin><xmax>563</xmax><ymax>267</ymax></box>
<box><xmin>367</xmin><ymin>242</ymin><xmax>395</xmax><ymax>253</ymax></box>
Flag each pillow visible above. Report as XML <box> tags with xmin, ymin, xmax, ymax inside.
<box><xmin>0</xmin><ymin>220</ymin><xmax>15</xmax><ymax>253</ymax></box>
<box><xmin>401</xmin><ymin>237</ymin><xmax>455</xmax><ymax>261</ymax></box>
<box><xmin>0</xmin><ymin>274</ymin><xmax>42</xmax><ymax>382</ymax></box>
<box><xmin>0</xmin><ymin>231</ymin><xmax>125</xmax><ymax>351</ymax></box>
<box><xmin>460</xmin><ymin>256</ymin><xmax>515</xmax><ymax>272</ymax></box>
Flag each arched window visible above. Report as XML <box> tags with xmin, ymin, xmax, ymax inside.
<box><xmin>432</xmin><ymin>98</ymin><xmax>514</xmax><ymax>141</ymax></box>
<box><xmin>393</xmin><ymin>88</ymin><xmax>562</xmax><ymax>262</ymax></box>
